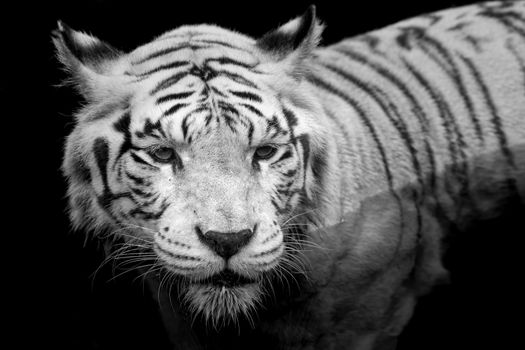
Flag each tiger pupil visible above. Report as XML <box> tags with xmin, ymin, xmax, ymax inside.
<box><xmin>256</xmin><ymin>146</ymin><xmax>276</xmax><ymax>159</ymax></box>
<box><xmin>153</xmin><ymin>148</ymin><xmax>174</xmax><ymax>161</ymax></box>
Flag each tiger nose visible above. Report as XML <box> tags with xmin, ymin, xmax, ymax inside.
<box><xmin>196</xmin><ymin>226</ymin><xmax>255</xmax><ymax>259</ymax></box>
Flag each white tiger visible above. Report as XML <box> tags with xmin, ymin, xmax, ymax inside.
<box><xmin>54</xmin><ymin>1</ymin><xmax>525</xmax><ymax>349</ymax></box>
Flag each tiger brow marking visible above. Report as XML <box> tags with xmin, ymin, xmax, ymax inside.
<box><xmin>162</xmin><ymin>103</ymin><xmax>189</xmax><ymax>118</ymax></box>
<box><xmin>134</xmin><ymin>60</ymin><xmax>191</xmax><ymax>77</ymax></box>
<box><xmin>271</xmin><ymin>150</ymin><xmax>293</xmax><ymax>165</ymax></box>
<box><xmin>132</xmin><ymin>43</ymin><xmax>211</xmax><ymax>65</ymax></box>
<box><xmin>203</xmin><ymin>56</ymin><xmax>257</xmax><ymax>69</ymax></box>
<box><xmin>193</xmin><ymin>39</ymin><xmax>248</xmax><ymax>52</ymax></box>
<box><xmin>229</xmin><ymin>90</ymin><xmax>262</xmax><ymax>102</ymax></box>
<box><xmin>156</xmin><ymin>91</ymin><xmax>195</xmax><ymax>104</ymax></box>
<box><xmin>212</xmin><ymin>69</ymin><xmax>258</xmax><ymax>88</ymax></box>
<box><xmin>130</xmin><ymin>152</ymin><xmax>159</xmax><ymax>170</ymax></box>
<box><xmin>239</xmin><ymin>103</ymin><xmax>264</xmax><ymax>117</ymax></box>
<box><xmin>150</xmin><ymin>71</ymin><xmax>190</xmax><ymax>95</ymax></box>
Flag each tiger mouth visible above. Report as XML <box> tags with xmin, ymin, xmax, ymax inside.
<box><xmin>196</xmin><ymin>270</ymin><xmax>256</xmax><ymax>288</ymax></box>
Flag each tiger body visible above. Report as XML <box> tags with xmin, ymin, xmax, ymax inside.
<box><xmin>55</xmin><ymin>1</ymin><xmax>525</xmax><ymax>349</ymax></box>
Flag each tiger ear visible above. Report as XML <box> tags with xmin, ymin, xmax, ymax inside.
<box><xmin>256</xmin><ymin>5</ymin><xmax>324</xmax><ymax>77</ymax></box>
<box><xmin>52</xmin><ymin>21</ymin><xmax>129</xmax><ymax>102</ymax></box>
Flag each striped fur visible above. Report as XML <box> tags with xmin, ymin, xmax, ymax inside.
<box><xmin>55</xmin><ymin>1</ymin><xmax>525</xmax><ymax>348</ymax></box>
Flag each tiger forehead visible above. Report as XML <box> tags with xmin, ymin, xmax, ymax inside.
<box><xmin>128</xmin><ymin>25</ymin><xmax>261</xmax><ymax>76</ymax></box>
<box><xmin>120</xmin><ymin>25</ymin><xmax>296</xmax><ymax>147</ymax></box>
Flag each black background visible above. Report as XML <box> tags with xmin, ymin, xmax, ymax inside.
<box><xmin>6</xmin><ymin>1</ymin><xmax>524</xmax><ymax>349</ymax></box>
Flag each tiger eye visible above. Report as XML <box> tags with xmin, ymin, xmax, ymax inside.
<box><xmin>254</xmin><ymin>145</ymin><xmax>278</xmax><ymax>160</ymax></box>
<box><xmin>150</xmin><ymin>147</ymin><xmax>176</xmax><ymax>162</ymax></box>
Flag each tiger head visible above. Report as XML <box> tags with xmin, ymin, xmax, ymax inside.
<box><xmin>54</xmin><ymin>7</ymin><xmax>335</xmax><ymax>327</ymax></box>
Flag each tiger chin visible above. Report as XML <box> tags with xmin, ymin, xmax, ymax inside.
<box><xmin>182</xmin><ymin>274</ymin><xmax>263</xmax><ymax>328</ymax></box>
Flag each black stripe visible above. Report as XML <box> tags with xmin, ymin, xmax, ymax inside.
<box><xmin>70</xmin><ymin>156</ymin><xmax>91</xmax><ymax>183</ymax></box>
<box><xmin>130</xmin><ymin>186</ymin><xmax>155</xmax><ymax>198</ymax></box>
<box><xmin>282</xmin><ymin>107</ymin><xmax>298</xmax><ymax>128</ymax></box>
<box><xmin>130</xmin><ymin>152</ymin><xmax>159</xmax><ymax>169</ymax></box>
<box><xmin>265</xmin><ymin>114</ymin><xmax>288</xmax><ymax>139</ymax></box>
<box><xmin>320</xmin><ymin>62</ymin><xmax>425</xmax><ymax>191</ymax></box>
<box><xmin>93</xmin><ymin>138</ymin><xmax>111</xmax><ymax>196</ymax></box>
<box><xmin>193</xmin><ymin>39</ymin><xmax>246</xmax><ymax>51</ymax></box>
<box><xmin>135</xmin><ymin>60</ymin><xmax>190</xmax><ymax>77</ymax></box>
<box><xmin>403</xmin><ymin>60</ymin><xmax>469</xmax><ymax>202</ymax></box>
<box><xmin>310</xmin><ymin>141</ymin><xmax>328</xmax><ymax>202</ymax></box>
<box><xmin>125</xmin><ymin>171</ymin><xmax>149</xmax><ymax>186</ymax></box>
<box><xmin>332</xmin><ymin>48</ymin><xmax>438</xmax><ymax>195</ymax></box>
<box><xmin>283</xmin><ymin>169</ymin><xmax>297</xmax><ymax>178</ymax></box>
<box><xmin>130</xmin><ymin>200</ymin><xmax>169</xmax><ymax>220</ymax></box>
<box><xmin>296</xmin><ymin>134</ymin><xmax>310</xmax><ymax>188</ymax></box>
<box><xmin>247</xmin><ymin>120</ymin><xmax>254</xmax><ymax>146</ymax></box>
<box><xmin>356</xmin><ymin>34</ymin><xmax>381</xmax><ymax>53</ymax></box>
<box><xmin>181</xmin><ymin>115</ymin><xmax>191</xmax><ymax>141</ymax></box>
<box><xmin>218</xmin><ymin>100</ymin><xmax>239</xmax><ymax>116</ymax></box>
<box><xmin>211</xmin><ymin>86</ymin><xmax>227</xmax><ymax>97</ymax></box>
<box><xmin>204</xmin><ymin>57</ymin><xmax>256</xmax><ymax>69</ymax></box>
<box><xmin>250</xmin><ymin>244</ymin><xmax>282</xmax><ymax>258</ymax></box>
<box><xmin>481</xmin><ymin>10</ymin><xmax>525</xmax><ymax>39</ymax></box>
<box><xmin>271</xmin><ymin>197</ymin><xmax>285</xmax><ymax>214</ymax></box>
<box><xmin>133</xmin><ymin>43</ymin><xmax>208</xmax><ymax>65</ymax></box>
<box><xmin>459</xmin><ymin>54</ymin><xmax>516</xmax><ymax>168</ymax></box>
<box><xmin>135</xmin><ymin>118</ymin><xmax>166</xmax><ymax>139</ymax></box>
<box><xmin>113</xmin><ymin>112</ymin><xmax>132</xmax><ymax>163</ymax></box>
<box><xmin>93</xmin><ymin>138</ymin><xmax>132</xmax><ymax>213</ymax></box>
<box><xmin>306</xmin><ymin>74</ymin><xmax>397</xmax><ymax>195</ymax></box>
<box><xmin>333</xmin><ymin>47</ymin><xmax>442</xmax><ymax>206</ymax></box>
<box><xmin>412</xmin><ymin>30</ymin><xmax>484</xmax><ymax>144</ymax></box>
<box><xmin>271</xmin><ymin>150</ymin><xmax>293</xmax><ymax>165</ymax></box>
<box><xmin>506</xmin><ymin>40</ymin><xmax>525</xmax><ymax>90</ymax></box>
<box><xmin>240</xmin><ymin>103</ymin><xmax>264</xmax><ymax>117</ymax></box>
<box><xmin>217</xmin><ymin>101</ymin><xmax>240</xmax><ymax>132</ymax></box>
<box><xmin>150</xmin><ymin>71</ymin><xmax>189</xmax><ymax>95</ymax></box>
<box><xmin>213</xmin><ymin>70</ymin><xmax>258</xmax><ymax>88</ymax></box>
<box><xmin>155</xmin><ymin>243</ymin><xmax>201</xmax><ymax>267</ymax></box>
<box><xmin>163</xmin><ymin>103</ymin><xmax>188</xmax><ymax>117</ymax></box>
<box><xmin>335</xmin><ymin>47</ymin><xmax>430</xmax><ymax>131</ymax></box>
<box><xmin>140</xmin><ymin>193</ymin><xmax>161</xmax><ymax>207</ymax></box>
<box><xmin>154</xmin><ymin>244</ymin><xmax>202</xmax><ymax>261</ymax></box>
<box><xmin>229</xmin><ymin>90</ymin><xmax>262</xmax><ymax>102</ymax></box>
<box><xmin>154</xmin><ymin>33</ymin><xmax>190</xmax><ymax>42</ymax></box>
<box><xmin>156</xmin><ymin>91</ymin><xmax>195</xmax><ymax>105</ymax></box>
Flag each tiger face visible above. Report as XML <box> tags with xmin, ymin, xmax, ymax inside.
<box><xmin>55</xmin><ymin>8</ymin><xmax>331</xmax><ymax>326</ymax></box>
